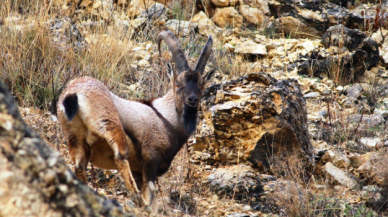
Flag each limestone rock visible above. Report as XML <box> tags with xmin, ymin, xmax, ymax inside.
<box><xmin>371</xmin><ymin>29</ymin><xmax>388</xmax><ymax>44</ymax></box>
<box><xmin>195</xmin><ymin>0</ymin><xmax>217</xmax><ymax>18</ymax></box>
<box><xmin>166</xmin><ymin>20</ymin><xmax>198</xmax><ymax>37</ymax></box>
<box><xmin>322</xmin><ymin>25</ymin><xmax>366</xmax><ymax>51</ymax></box>
<box><xmin>345</xmin><ymin>83</ymin><xmax>363</xmax><ymax>99</ymax></box>
<box><xmin>0</xmin><ymin>80</ymin><xmax>126</xmax><ymax>217</ymax></box>
<box><xmin>357</xmin><ymin>150</ymin><xmax>388</xmax><ymax>185</ymax></box>
<box><xmin>320</xmin><ymin>149</ymin><xmax>351</xmax><ymax>169</ymax></box>
<box><xmin>269</xmin><ymin>0</ymin><xmax>372</xmax><ymax>38</ymax></box>
<box><xmin>303</xmin><ymin>92</ymin><xmax>320</xmax><ymax>98</ymax></box>
<box><xmin>207</xmin><ymin>165</ymin><xmax>261</xmax><ymax>201</ymax></box>
<box><xmin>191</xmin><ymin>11</ymin><xmax>222</xmax><ymax>41</ymax></box>
<box><xmin>138</xmin><ymin>3</ymin><xmax>170</xmax><ymax>21</ymax></box>
<box><xmin>127</xmin><ymin>0</ymin><xmax>154</xmax><ymax>18</ymax></box>
<box><xmin>381</xmin><ymin>37</ymin><xmax>388</xmax><ymax>67</ymax></box>
<box><xmin>212</xmin><ymin>7</ymin><xmax>243</xmax><ymax>28</ymax></box>
<box><xmin>211</xmin><ymin>0</ymin><xmax>239</xmax><ymax>7</ymax></box>
<box><xmin>239</xmin><ymin>5</ymin><xmax>265</xmax><ymax>26</ymax></box>
<box><xmin>192</xmin><ymin>73</ymin><xmax>313</xmax><ymax>171</ymax></box>
<box><xmin>239</xmin><ymin>0</ymin><xmax>270</xmax><ymax>15</ymax></box>
<box><xmin>91</xmin><ymin>0</ymin><xmax>114</xmax><ymax>21</ymax></box>
<box><xmin>359</xmin><ymin>138</ymin><xmax>381</xmax><ymax>148</ymax></box>
<box><xmin>349</xmin><ymin>152</ymin><xmax>374</xmax><ymax>168</ymax></box>
<box><xmin>275</xmin><ymin>16</ymin><xmax>321</xmax><ymax>39</ymax></box>
<box><xmin>324</xmin><ymin>162</ymin><xmax>361</xmax><ymax>190</ymax></box>
<box><xmin>295</xmin><ymin>25</ymin><xmax>379</xmax><ymax>85</ymax></box>
<box><xmin>234</xmin><ymin>40</ymin><xmax>267</xmax><ymax>55</ymax></box>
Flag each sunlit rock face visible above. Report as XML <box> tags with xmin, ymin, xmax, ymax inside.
<box><xmin>191</xmin><ymin>73</ymin><xmax>313</xmax><ymax>171</ymax></box>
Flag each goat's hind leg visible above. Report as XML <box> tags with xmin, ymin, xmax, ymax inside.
<box><xmin>68</xmin><ymin>134</ymin><xmax>91</xmax><ymax>183</ymax></box>
<box><xmin>91</xmin><ymin>119</ymin><xmax>141</xmax><ymax>195</ymax></box>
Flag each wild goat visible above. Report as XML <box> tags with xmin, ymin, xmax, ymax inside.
<box><xmin>57</xmin><ymin>31</ymin><xmax>214</xmax><ymax>212</ymax></box>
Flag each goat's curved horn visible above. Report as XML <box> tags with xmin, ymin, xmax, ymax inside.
<box><xmin>194</xmin><ymin>35</ymin><xmax>213</xmax><ymax>74</ymax></box>
<box><xmin>158</xmin><ymin>31</ymin><xmax>190</xmax><ymax>74</ymax></box>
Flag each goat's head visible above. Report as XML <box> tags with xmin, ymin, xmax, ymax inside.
<box><xmin>158</xmin><ymin>31</ymin><xmax>214</xmax><ymax>111</ymax></box>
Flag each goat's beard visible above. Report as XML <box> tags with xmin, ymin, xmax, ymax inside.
<box><xmin>183</xmin><ymin>104</ymin><xmax>198</xmax><ymax>135</ymax></box>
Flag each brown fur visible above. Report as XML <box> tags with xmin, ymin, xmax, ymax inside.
<box><xmin>57</xmin><ymin>31</ymin><xmax>214</xmax><ymax>214</ymax></box>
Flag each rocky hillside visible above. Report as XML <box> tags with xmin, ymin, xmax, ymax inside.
<box><xmin>1</xmin><ymin>0</ymin><xmax>388</xmax><ymax>216</ymax></box>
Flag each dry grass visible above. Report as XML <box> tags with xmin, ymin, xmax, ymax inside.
<box><xmin>0</xmin><ymin>0</ymin><xmax>252</xmax><ymax>115</ymax></box>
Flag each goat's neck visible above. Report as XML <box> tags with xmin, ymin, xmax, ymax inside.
<box><xmin>152</xmin><ymin>90</ymin><xmax>183</xmax><ymax>132</ymax></box>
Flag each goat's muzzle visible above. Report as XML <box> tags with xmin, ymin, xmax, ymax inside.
<box><xmin>185</xmin><ymin>94</ymin><xmax>199</xmax><ymax>107</ymax></box>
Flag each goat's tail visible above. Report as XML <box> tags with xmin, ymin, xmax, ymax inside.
<box><xmin>63</xmin><ymin>93</ymin><xmax>79</xmax><ymax>121</ymax></box>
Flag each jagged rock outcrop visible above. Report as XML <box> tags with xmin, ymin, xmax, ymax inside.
<box><xmin>268</xmin><ymin>0</ymin><xmax>374</xmax><ymax>38</ymax></box>
<box><xmin>0</xmin><ymin>80</ymin><xmax>127</xmax><ymax>217</ymax></box>
<box><xmin>292</xmin><ymin>25</ymin><xmax>379</xmax><ymax>85</ymax></box>
<box><xmin>191</xmin><ymin>73</ymin><xmax>313</xmax><ymax>171</ymax></box>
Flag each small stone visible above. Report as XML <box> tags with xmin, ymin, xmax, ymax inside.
<box><xmin>243</xmin><ymin>205</ymin><xmax>251</xmax><ymax>211</ymax></box>
<box><xmin>303</xmin><ymin>92</ymin><xmax>321</xmax><ymax>98</ymax></box>
<box><xmin>359</xmin><ymin>137</ymin><xmax>381</xmax><ymax>148</ymax></box>
<box><xmin>47</xmin><ymin>152</ymin><xmax>60</xmax><ymax>167</ymax></box>
<box><xmin>58</xmin><ymin>184</ymin><xmax>69</xmax><ymax>193</ymax></box>
<box><xmin>0</xmin><ymin>113</ymin><xmax>13</xmax><ymax>131</ymax></box>
<box><xmin>43</xmin><ymin>171</ymin><xmax>57</xmax><ymax>185</ymax></box>
<box><xmin>234</xmin><ymin>40</ymin><xmax>267</xmax><ymax>55</ymax></box>
<box><xmin>336</xmin><ymin>86</ymin><xmax>344</xmax><ymax>91</ymax></box>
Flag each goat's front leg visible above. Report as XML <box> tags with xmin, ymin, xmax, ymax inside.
<box><xmin>142</xmin><ymin>162</ymin><xmax>158</xmax><ymax>215</ymax></box>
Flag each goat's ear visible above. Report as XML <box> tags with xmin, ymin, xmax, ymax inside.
<box><xmin>203</xmin><ymin>69</ymin><xmax>216</xmax><ymax>82</ymax></box>
<box><xmin>166</xmin><ymin>62</ymin><xmax>176</xmax><ymax>80</ymax></box>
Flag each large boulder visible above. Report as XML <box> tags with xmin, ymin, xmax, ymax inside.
<box><xmin>191</xmin><ymin>73</ymin><xmax>313</xmax><ymax>171</ymax></box>
<box><xmin>323</xmin><ymin>163</ymin><xmax>361</xmax><ymax>190</ymax></box>
<box><xmin>276</xmin><ymin>16</ymin><xmax>322</xmax><ymax>39</ymax></box>
<box><xmin>240</xmin><ymin>0</ymin><xmax>270</xmax><ymax>15</ymax></box>
<box><xmin>0</xmin><ymin>80</ymin><xmax>126</xmax><ymax>216</ymax></box>
<box><xmin>321</xmin><ymin>25</ymin><xmax>367</xmax><ymax>51</ymax></box>
<box><xmin>191</xmin><ymin>11</ymin><xmax>222</xmax><ymax>42</ymax></box>
<box><xmin>212</xmin><ymin>7</ymin><xmax>244</xmax><ymax>28</ymax></box>
<box><xmin>239</xmin><ymin>5</ymin><xmax>266</xmax><ymax>27</ymax></box>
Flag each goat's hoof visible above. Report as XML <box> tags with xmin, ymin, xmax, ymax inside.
<box><xmin>145</xmin><ymin>206</ymin><xmax>158</xmax><ymax>216</ymax></box>
<box><xmin>134</xmin><ymin>194</ymin><xmax>146</xmax><ymax>207</ymax></box>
